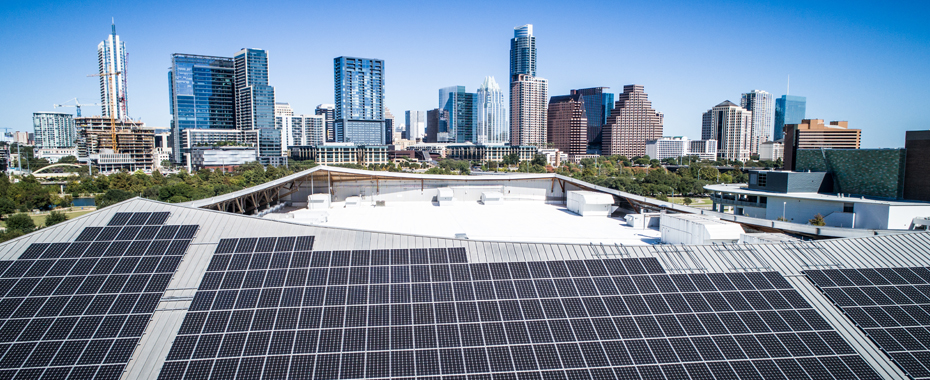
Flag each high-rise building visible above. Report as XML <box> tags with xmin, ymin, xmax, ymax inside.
<box><xmin>404</xmin><ymin>111</ymin><xmax>425</xmax><ymax>140</ymax></box>
<box><xmin>439</xmin><ymin>86</ymin><xmax>477</xmax><ymax>143</ymax></box>
<box><xmin>168</xmin><ymin>54</ymin><xmax>236</xmax><ymax>162</ymax></box>
<box><xmin>510</xmin><ymin>24</ymin><xmax>536</xmax><ymax>81</ymax></box>
<box><xmin>275</xmin><ymin>103</ymin><xmax>293</xmax><ymax>117</ymax></box>
<box><xmin>510</xmin><ymin>75</ymin><xmax>548</xmax><ymax>146</ymax></box>
<box><xmin>546</xmin><ymin>94</ymin><xmax>588</xmax><ymax>156</ymax></box>
<box><xmin>97</xmin><ymin>22</ymin><xmax>128</xmax><ymax>120</ymax></box>
<box><xmin>235</xmin><ymin>48</ymin><xmax>280</xmax><ymax>165</ymax></box>
<box><xmin>280</xmin><ymin>115</ymin><xmax>325</xmax><ymax>147</ymax></box>
<box><xmin>384</xmin><ymin>108</ymin><xmax>395</xmax><ymax>145</ymax></box>
<box><xmin>476</xmin><ymin>77</ymin><xmax>507</xmax><ymax>144</ymax></box>
<box><xmin>570</xmin><ymin>87</ymin><xmax>614</xmax><ymax>145</ymax></box>
<box><xmin>702</xmin><ymin>101</ymin><xmax>753</xmax><ymax>162</ymax></box>
<box><xmin>509</xmin><ymin>24</ymin><xmax>548</xmax><ymax>147</ymax></box>
<box><xmin>602</xmin><ymin>85</ymin><xmax>664</xmax><ymax>158</ymax></box>
<box><xmin>774</xmin><ymin>95</ymin><xmax>806</xmax><ymax>140</ymax></box>
<box><xmin>315</xmin><ymin>104</ymin><xmax>336</xmax><ymax>142</ymax></box>
<box><xmin>425</xmin><ymin>108</ymin><xmax>445</xmax><ymax>143</ymax></box>
<box><xmin>32</xmin><ymin>112</ymin><xmax>77</xmax><ymax>149</ymax></box>
<box><xmin>334</xmin><ymin>57</ymin><xmax>385</xmax><ymax>145</ymax></box>
<box><xmin>783</xmin><ymin>119</ymin><xmax>861</xmax><ymax>170</ymax></box>
<box><xmin>740</xmin><ymin>89</ymin><xmax>773</xmax><ymax>155</ymax></box>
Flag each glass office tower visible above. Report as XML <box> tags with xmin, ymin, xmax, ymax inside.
<box><xmin>439</xmin><ymin>86</ymin><xmax>477</xmax><ymax>143</ymax></box>
<box><xmin>235</xmin><ymin>48</ymin><xmax>280</xmax><ymax>165</ymax></box>
<box><xmin>570</xmin><ymin>87</ymin><xmax>613</xmax><ymax>145</ymax></box>
<box><xmin>774</xmin><ymin>95</ymin><xmax>806</xmax><ymax>140</ymax></box>
<box><xmin>168</xmin><ymin>54</ymin><xmax>236</xmax><ymax>163</ymax></box>
<box><xmin>334</xmin><ymin>57</ymin><xmax>385</xmax><ymax>145</ymax></box>
<box><xmin>510</xmin><ymin>24</ymin><xmax>536</xmax><ymax>81</ymax></box>
<box><xmin>476</xmin><ymin>77</ymin><xmax>508</xmax><ymax>144</ymax></box>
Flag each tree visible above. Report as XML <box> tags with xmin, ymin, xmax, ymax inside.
<box><xmin>502</xmin><ymin>153</ymin><xmax>520</xmax><ymax>166</ymax></box>
<box><xmin>58</xmin><ymin>156</ymin><xmax>78</xmax><ymax>164</ymax></box>
<box><xmin>45</xmin><ymin>210</ymin><xmax>67</xmax><ymax>227</ymax></box>
<box><xmin>809</xmin><ymin>213</ymin><xmax>826</xmax><ymax>226</ymax></box>
<box><xmin>0</xmin><ymin>198</ymin><xmax>15</xmax><ymax>218</ymax></box>
<box><xmin>6</xmin><ymin>213</ymin><xmax>35</xmax><ymax>233</ymax></box>
<box><xmin>682</xmin><ymin>197</ymin><xmax>693</xmax><ymax>206</ymax></box>
<box><xmin>96</xmin><ymin>189</ymin><xmax>136</xmax><ymax>209</ymax></box>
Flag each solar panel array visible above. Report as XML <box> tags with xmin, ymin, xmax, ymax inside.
<box><xmin>805</xmin><ymin>267</ymin><xmax>930</xmax><ymax>379</ymax></box>
<box><xmin>160</xmin><ymin>236</ymin><xmax>881</xmax><ymax>380</ymax></box>
<box><xmin>0</xmin><ymin>212</ymin><xmax>197</xmax><ymax>379</ymax></box>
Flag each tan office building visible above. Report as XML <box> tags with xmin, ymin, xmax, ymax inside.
<box><xmin>784</xmin><ymin>119</ymin><xmax>861</xmax><ymax>170</ymax></box>
<box><xmin>547</xmin><ymin>94</ymin><xmax>588</xmax><ymax>156</ymax></box>
<box><xmin>602</xmin><ymin>85</ymin><xmax>664</xmax><ymax>158</ymax></box>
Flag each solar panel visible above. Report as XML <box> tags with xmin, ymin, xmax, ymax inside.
<box><xmin>0</xmin><ymin>212</ymin><xmax>198</xmax><ymax>378</ymax></box>
<box><xmin>806</xmin><ymin>266</ymin><xmax>930</xmax><ymax>379</ymax></box>
<box><xmin>157</xmin><ymin>237</ymin><xmax>881</xmax><ymax>379</ymax></box>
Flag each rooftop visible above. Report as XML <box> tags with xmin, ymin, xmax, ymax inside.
<box><xmin>706</xmin><ymin>183</ymin><xmax>930</xmax><ymax>206</ymax></box>
<box><xmin>281</xmin><ymin>200</ymin><xmax>661</xmax><ymax>245</ymax></box>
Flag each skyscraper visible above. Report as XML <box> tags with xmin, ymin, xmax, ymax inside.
<box><xmin>234</xmin><ymin>48</ymin><xmax>280</xmax><ymax>165</ymax></box>
<box><xmin>570</xmin><ymin>87</ymin><xmax>613</xmax><ymax>145</ymax></box>
<box><xmin>315</xmin><ymin>104</ymin><xmax>335</xmax><ymax>142</ymax></box>
<box><xmin>439</xmin><ymin>86</ymin><xmax>477</xmax><ymax>143</ymax></box>
<box><xmin>602</xmin><ymin>85</ymin><xmax>664</xmax><ymax>158</ymax></box>
<box><xmin>334</xmin><ymin>56</ymin><xmax>385</xmax><ymax>145</ymax></box>
<box><xmin>510</xmin><ymin>25</ymin><xmax>536</xmax><ymax>81</ymax></box>
<box><xmin>404</xmin><ymin>111</ymin><xmax>425</xmax><ymax>140</ymax></box>
<box><xmin>702</xmin><ymin>101</ymin><xmax>753</xmax><ymax>162</ymax></box>
<box><xmin>168</xmin><ymin>54</ymin><xmax>236</xmax><ymax>162</ymax></box>
<box><xmin>510</xmin><ymin>75</ymin><xmax>548</xmax><ymax>146</ymax></box>
<box><xmin>476</xmin><ymin>76</ymin><xmax>507</xmax><ymax>144</ymax></box>
<box><xmin>740</xmin><ymin>89</ymin><xmax>774</xmax><ymax>155</ymax></box>
<box><xmin>33</xmin><ymin>112</ymin><xmax>77</xmax><ymax>149</ymax></box>
<box><xmin>425</xmin><ymin>108</ymin><xmax>445</xmax><ymax>143</ymax></box>
<box><xmin>384</xmin><ymin>108</ymin><xmax>395</xmax><ymax>145</ymax></box>
<box><xmin>774</xmin><ymin>95</ymin><xmax>807</xmax><ymax>140</ymax></box>
<box><xmin>97</xmin><ymin>21</ymin><xmax>128</xmax><ymax>120</ymax></box>
<box><xmin>547</xmin><ymin>94</ymin><xmax>588</xmax><ymax>156</ymax></box>
<box><xmin>509</xmin><ymin>25</ymin><xmax>548</xmax><ymax>147</ymax></box>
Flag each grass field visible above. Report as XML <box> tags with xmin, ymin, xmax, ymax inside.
<box><xmin>668</xmin><ymin>197</ymin><xmax>713</xmax><ymax>207</ymax></box>
<box><xmin>0</xmin><ymin>209</ymin><xmax>95</xmax><ymax>228</ymax></box>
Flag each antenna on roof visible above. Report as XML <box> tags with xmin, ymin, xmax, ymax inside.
<box><xmin>786</xmin><ymin>75</ymin><xmax>790</xmax><ymax>95</ymax></box>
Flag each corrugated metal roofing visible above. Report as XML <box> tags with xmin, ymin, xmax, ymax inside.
<box><xmin>1</xmin><ymin>197</ymin><xmax>928</xmax><ymax>379</ymax></box>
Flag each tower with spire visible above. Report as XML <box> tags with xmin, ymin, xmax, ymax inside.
<box><xmin>97</xmin><ymin>19</ymin><xmax>128</xmax><ymax>120</ymax></box>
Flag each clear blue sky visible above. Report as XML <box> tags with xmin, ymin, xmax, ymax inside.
<box><xmin>2</xmin><ymin>0</ymin><xmax>928</xmax><ymax>148</ymax></box>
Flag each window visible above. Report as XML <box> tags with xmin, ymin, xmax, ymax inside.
<box><xmin>843</xmin><ymin>203</ymin><xmax>854</xmax><ymax>213</ymax></box>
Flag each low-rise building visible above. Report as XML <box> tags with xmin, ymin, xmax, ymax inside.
<box><xmin>190</xmin><ymin>146</ymin><xmax>257</xmax><ymax>172</ymax></box>
<box><xmin>759</xmin><ymin>140</ymin><xmax>784</xmax><ymax>162</ymax></box>
<box><xmin>445</xmin><ymin>144</ymin><xmax>537</xmax><ymax>162</ymax></box>
<box><xmin>537</xmin><ymin>148</ymin><xmax>568</xmax><ymax>166</ymax></box>
<box><xmin>645</xmin><ymin>136</ymin><xmax>718</xmax><ymax>161</ymax></box>
<box><xmin>706</xmin><ymin>170</ymin><xmax>930</xmax><ymax>230</ymax></box>
<box><xmin>36</xmin><ymin>148</ymin><xmax>77</xmax><ymax>163</ymax></box>
<box><xmin>289</xmin><ymin>144</ymin><xmax>389</xmax><ymax>166</ymax></box>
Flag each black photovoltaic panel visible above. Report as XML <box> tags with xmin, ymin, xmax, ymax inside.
<box><xmin>0</xmin><ymin>213</ymin><xmax>198</xmax><ymax>379</ymax></box>
<box><xmin>806</xmin><ymin>267</ymin><xmax>930</xmax><ymax>379</ymax></box>
<box><xmin>159</xmin><ymin>238</ymin><xmax>880</xmax><ymax>380</ymax></box>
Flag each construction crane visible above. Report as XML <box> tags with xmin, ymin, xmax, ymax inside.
<box><xmin>87</xmin><ymin>71</ymin><xmax>121</xmax><ymax>153</ymax></box>
<box><xmin>53</xmin><ymin>98</ymin><xmax>100</xmax><ymax>118</ymax></box>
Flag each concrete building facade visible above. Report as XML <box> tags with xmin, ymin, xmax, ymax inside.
<box><xmin>509</xmin><ymin>75</ymin><xmax>548</xmax><ymax>146</ymax></box>
<box><xmin>702</xmin><ymin>101</ymin><xmax>752</xmax><ymax>162</ymax></box>
<box><xmin>32</xmin><ymin>112</ymin><xmax>77</xmax><ymax>149</ymax></box>
<box><xmin>546</xmin><ymin>94</ymin><xmax>588</xmax><ymax>156</ymax></box>
<box><xmin>602</xmin><ymin>85</ymin><xmax>663</xmax><ymax>158</ymax></box>
<box><xmin>759</xmin><ymin>140</ymin><xmax>784</xmax><ymax>162</ymax></box>
<box><xmin>740</xmin><ymin>89</ymin><xmax>773</xmax><ymax>155</ymax></box>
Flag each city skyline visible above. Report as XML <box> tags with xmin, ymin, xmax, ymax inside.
<box><xmin>2</xmin><ymin>1</ymin><xmax>928</xmax><ymax>149</ymax></box>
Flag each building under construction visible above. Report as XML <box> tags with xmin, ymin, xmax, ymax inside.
<box><xmin>76</xmin><ymin>116</ymin><xmax>155</xmax><ymax>172</ymax></box>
